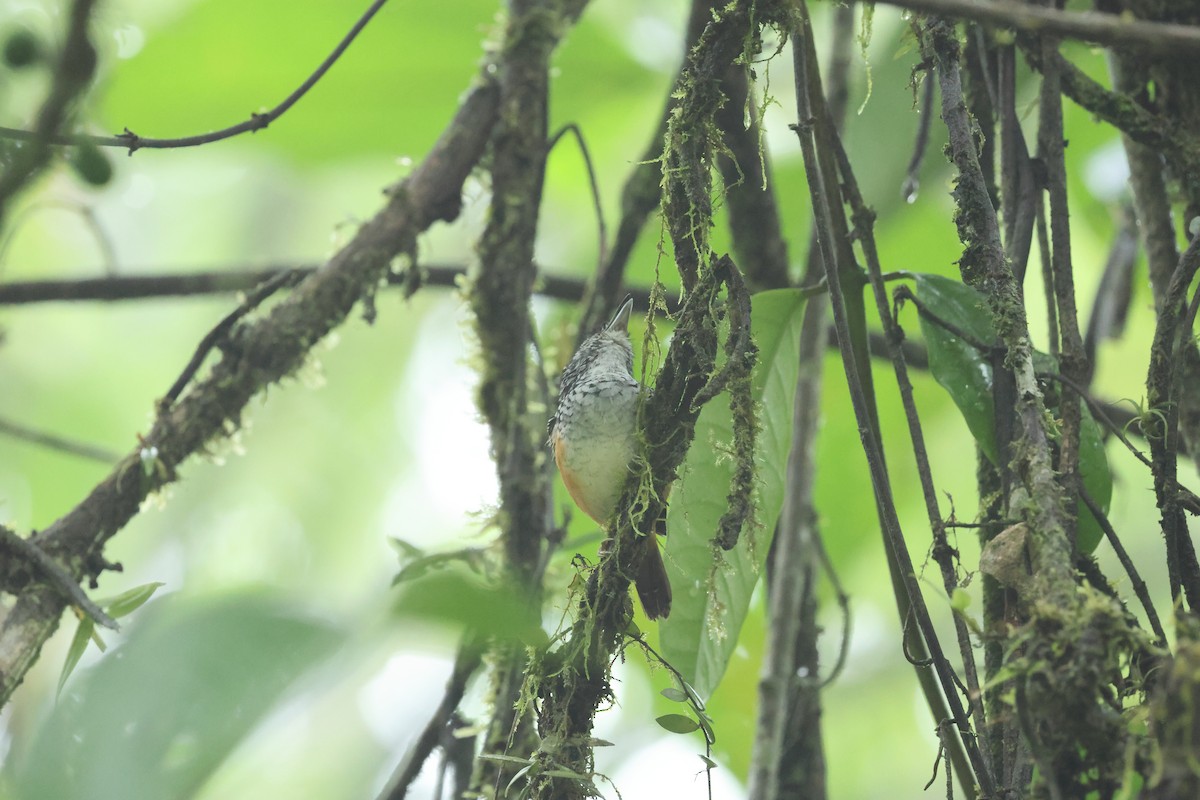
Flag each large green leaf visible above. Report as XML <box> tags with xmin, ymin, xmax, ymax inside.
<box><xmin>659</xmin><ymin>289</ymin><xmax>806</xmax><ymax>700</ymax></box>
<box><xmin>913</xmin><ymin>273</ymin><xmax>1112</xmax><ymax>552</ymax></box>
<box><xmin>11</xmin><ymin>593</ymin><xmax>341</xmax><ymax>800</ymax></box>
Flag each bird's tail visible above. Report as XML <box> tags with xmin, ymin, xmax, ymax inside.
<box><xmin>635</xmin><ymin>531</ymin><xmax>672</xmax><ymax>620</ymax></box>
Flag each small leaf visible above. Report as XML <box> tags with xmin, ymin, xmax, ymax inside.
<box><xmin>506</xmin><ymin>764</ymin><xmax>533</xmax><ymax>793</ymax></box>
<box><xmin>681</xmin><ymin>680</ymin><xmax>706</xmax><ymax>710</ymax></box>
<box><xmin>478</xmin><ymin>754</ymin><xmax>534</xmax><ymax>766</ymax></box>
<box><xmin>950</xmin><ymin>587</ymin><xmax>971</xmax><ymax>613</ymax></box>
<box><xmin>656</xmin><ymin>713</ymin><xmax>701</xmax><ymax>734</ymax></box>
<box><xmin>98</xmin><ymin>582</ymin><xmax>165</xmax><ymax>619</ymax></box>
<box><xmin>390</xmin><ymin>548</ymin><xmax>483</xmax><ymax>586</ymax></box>
<box><xmin>388</xmin><ymin>537</ymin><xmax>423</xmax><ymax>559</ymax></box>
<box><xmin>57</xmin><ymin>617</ymin><xmax>95</xmax><ymax>698</ymax></box>
<box><xmin>392</xmin><ymin>563</ymin><xmax>546</xmax><ymax>646</ymax></box>
<box><xmin>660</xmin><ymin>687</ymin><xmax>688</xmax><ymax>703</ymax></box>
<box><xmin>699</xmin><ymin>755</ymin><xmax>718</xmax><ymax>769</ymax></box>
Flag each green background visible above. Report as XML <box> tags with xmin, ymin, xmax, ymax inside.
<box><xmin>0</xmin><ymin>1</ymin><xmax>1176</xmax><ymax>797</ymax></box>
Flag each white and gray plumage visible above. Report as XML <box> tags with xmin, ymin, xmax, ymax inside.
<box><xmin>548</xmin><ymin>296</ymin><xmax>672</xmax><ymax>619</ymax></box>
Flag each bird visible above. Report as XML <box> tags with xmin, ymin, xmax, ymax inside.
<box><xmin>548</xmin><ymin>295</ymin><xmax>672</xmax><ymax>619</ymax></box>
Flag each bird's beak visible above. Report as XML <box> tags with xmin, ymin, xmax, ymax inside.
<box><xmin>606</xmin><ymin>295</ymin><xmax>634</xmax><ymax>333</ymax></box>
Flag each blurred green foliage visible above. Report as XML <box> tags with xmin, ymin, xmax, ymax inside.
<box><xmin>0</xmin><ymin>1</ymin><xmax>1177</xmax><ymax>798</ymax></box>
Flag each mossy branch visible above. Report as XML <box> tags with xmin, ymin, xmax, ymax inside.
<box><xmin>467</xmin><ymin>1</ymin><xmax>588</xmax><ymax>793</ymax></box>
<box><xmin>527</xmin><ymin>4</ymin><xmax>791</xmax><ymax>797</ymax></box>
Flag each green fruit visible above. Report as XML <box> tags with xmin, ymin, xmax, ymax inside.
<box><xmin>70</xmin><ymin>143</ymin><xmax>113</xmax><ymax>187</ymax></box>
<box><xmin>3</xmin><ymin>29</ymin><xmax>41</xmax><ymax>69</ymax></box>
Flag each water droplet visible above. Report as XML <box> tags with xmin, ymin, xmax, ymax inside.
<box><xmin>902</xmin><ymin>176</ymin><xmax>919</xmax><ymax>204</ymax></box>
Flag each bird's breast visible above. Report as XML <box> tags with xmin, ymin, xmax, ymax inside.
<box><xmin>552</xmin><ymin>378</ymin><xmax>639</xmax><ymax>525</ymax></box>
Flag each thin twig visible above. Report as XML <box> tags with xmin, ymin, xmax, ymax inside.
<box><xmin>0</xmin><ymin>265</ymin><xmax>647</xmax><ymax>309</ymax></box>
<box><xmin>377</xmin><ymin>638</ymin><xmax>484</xmax><ymax>800</ymax></box>
<box><xmin>547</xmin><ymin>124</ymin><xmax>608</xmax><ymax>276</ymax></box>
<box><xmin>813</xmin><ymin>529</ymin><xmax>852</xmax><ymax>689</ymax></box>
<box><xmin>0</xmin><ymin>0</ymin><xmax>391</xmax><ymax>155</ymax></box>
<box><xmin>901</xmin><ymin>72</ymin><xmax>934</xmax><ymax>204</ymax></box>
<box><xmin>1078</xmin><ymin>488</ymin><xmax>1167</xmax><ymax>646</ymax></box>
<box><xmin>893</xmin><ymin>284</ymin><xmax>996</xmax><ymax>353</ymax></box>
<box><xmin>0</xmin><ymin>416</ymin><xmax>119</xmax><ymax>464</ymax></box>
<box><xmin>160</xmin><ymin>269</ymin><xmax>303</xmax><ymax>408</ymax></box>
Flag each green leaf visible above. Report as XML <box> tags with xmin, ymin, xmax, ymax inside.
<box><xmin>56</xmin><ymin>616</ymin><xmax>95</xmax><ymax>699</ymax></box>
<box><xmin>913</xmin><ymin>274</ymin><xmax>1000</xmax><ymax>461</ymax></box>
<box><xmin>660</xmin><ymin>687</ymin><xmax>688</xmax><ymax>703</ymax></box>
<box><xmin>392</xmin><ymin>562</ymin><xmax>547</xmax><ymax>647</ymax></box>
<box><xmin>388</xmin><ymin>537</ymin><xmax>424</xmax><ymax>560</ymax></box>
<box><xmin>660</xmin><ymin>289</ymin><xmax>807</xmax><ymax>700</ymax></box>
<box><xmin>950</xmin><ymin>587</ymin><xmax>972</xmax><ymax>613</ymax></box>
<box><xmin>506</xmin><ymin>764</ymin><xmax>534</xmax><ymax>793</ymax></box>
<box><xmin>912</xmin><ymin>274</ymin><xmax>1112</xmax><ymax>553</ymax></box>
<box><xmin>696</xmin><ymin>712</ymin><xmax>717</xmax><ymax>745</ymax></box>
<box><xmin>97</xmin><ymin>581</ymin><xmax>165</xmax><ymax>619</ymax></box>
<box><xmin>655</xmin><ymin>713</ymin><xmax>701</xmax><ymax>735</ymax></box>
<box><xmin>14</xmin><ymin>593</ymin><xmax>341</xmax><ymax>800</ymax></box>
<box><xmin>699</xmin><ymin>755</ymin><xmax>718</xmax><ymax>769</ymax></box>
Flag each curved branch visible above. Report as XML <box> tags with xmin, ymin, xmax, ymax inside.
<box><xmin>0</xmin><ymin>0</ymin><xmax>390</xmax><ymax>155</ymax></box>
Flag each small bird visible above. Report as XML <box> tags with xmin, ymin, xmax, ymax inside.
<box><xmin>548</xmin><ymin>296</ymin><xmax>672</xmax><ymax>619</ymax></box>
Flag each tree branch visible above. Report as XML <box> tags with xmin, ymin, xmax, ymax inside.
<box><xmin>466</xmin><ymin>0</ymin><xmax>571</xmax><ymax>791</ymax></box>
<box><xmin>0</xmin><ymin>0</ymin><xmax>390</xmax><ymax>155</ymax></box>
<box><xmin>0</xmin><ymin>76</ymin><xmax>501</xmax><ymax>710</ymax></box>
<box><xmin>871</xmin><ymin>0</ymin><xmax>1200</xmax><ymax>55</ymax></box>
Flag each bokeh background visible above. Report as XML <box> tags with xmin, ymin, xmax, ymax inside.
<box><xmin>0</xmin><ymin>0</ymin><xmax>1182</xmax><ymax>797</ymax></box>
